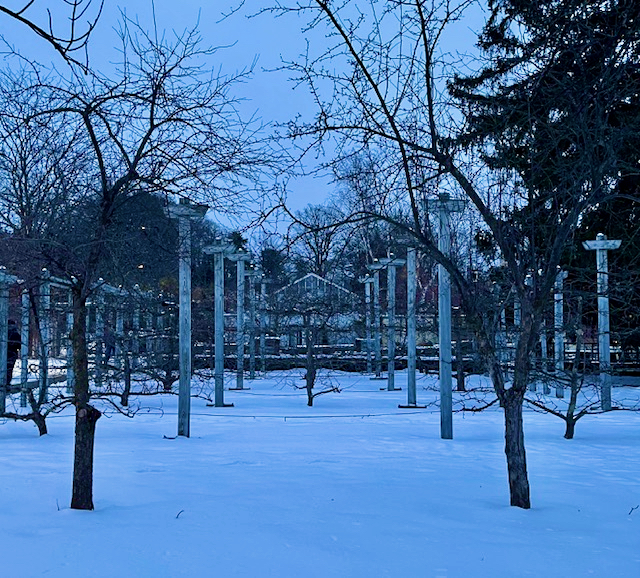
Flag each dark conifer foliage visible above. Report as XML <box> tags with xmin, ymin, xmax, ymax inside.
<box><xmin>451</xmin><ymin>0</ymin><xmax>640</xmax><ymax>230</ymax></box>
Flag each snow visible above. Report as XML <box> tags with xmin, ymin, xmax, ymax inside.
<box><xmin>1</xmin><ymin>371</ymin><xmax>638</xmax><ymax>577</ymax></box>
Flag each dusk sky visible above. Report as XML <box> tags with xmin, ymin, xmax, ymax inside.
<box><xmin>1</xmin><ymin>1</ymin><xmax>485</xmax><ymax>221</ymax></box>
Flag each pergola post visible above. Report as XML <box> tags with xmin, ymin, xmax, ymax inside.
<box><xmin>228</xmin><ymin>250</ymin><xmax>252</xmax><ymax>390</ymax></box>
<box><xmin>246</xmin><ymin>266</ymin><xmax>260</xmax><ymax>380</ymax></box>
<box><xmin>433</xmin><ymin>193</ymin><xmax>466</xmax><ymax>440</ymax></box>
<box><xmin>132</xmin><ymin>285</ymin><xmax>141</xmax><ymax>368</ymax></box>
<box><xmin>94</xmin><ymin>288</ymin><xmax>104</xmax><ymax>389</ymax></box>
<box><xmin>359</xmin><ymin>275</ymin><xmax>374</xmax><ymax>374</ymax></box>
<box><xmin>533</xmin><ymin>322</ymin><xmax>547</xmax><ymax>392</ymax></box>
<box><xmin>583</xmin><ymin>233</ymin><xmax>621</xmax><ymax>411</ymax></box>
<box><xmin>378</xmin><ymin>253</ymin><xmax>406</xmax><ymax>392</ymax></box>
<box><xmin>366</xmin><ymin>260</ymin><xmax>384</xmax><ymax>379</ymax></box>
<box><xmin>0</xmin><ymin>268</ymin><xmax>18</xmax><ymax>413</ymax></box>
<box><xmin>65</xmin><ymin>289</ymin><xmax>74</xmax><ymax>394</ymax></box>
<box><xmin>166</xmin><ymin>200</ymin><xmax>208</xmax><ymax>437</ymax></box>
<box><xmin>260</xmin><ymin>276</ymin><xmax>267</xmax><ymax>374</ymax></box>
<box><xmin>144</xmin><ymin>308</ymin><xmax>155</xmax><ymax>359</ymax></box>
<box><xmin>115</xmin><ymin>306</ymin><xmax>124</xmax><ymax>366</ymax></box>
<box><xmin>554</xmin><ymin>269</ymin><xmax>568</xmax><ymax>398</ymax></box>
<box><xmin>399</xmin><ymin>247</ymin><xmax>426</xmax><ymax>409</ymax></box>
<box><xmin>21</xmin><ymin>289</ymin><xmax>30</xmax><ymax>405</ymax></box>
<box><xmin>39</xmin><ymin>270</ymin><xmax>51</xmax><ymax>401</ymax></box>
<box><xmin>203</xmin><ymin>238</ymin><xmax>235</xmax><ymax>408</ymax></box>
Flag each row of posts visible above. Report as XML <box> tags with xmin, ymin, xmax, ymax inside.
<box><xmin>0</xmin><ymin>222</ymin><xmax>622</xmax><ymax>442</ymax></box>
<box><xmin>0</xmin><ymin>197</ymin><xmax>602</xmax><ymax>439</ymax></box>
<box><xmin>0</xmin><ymin>268</ymin><xmax>65</xmax><ymax>412</ymax></box>
<box><xmin>0</xmin><ymin>267</ymin><xmax>188</xmax><ymax>410</ymax></box>
<box><xmin>169</xmin><ymin>197</ymin><xmax>623</xmax><ymax>439</ymax></box>
<box><xmin>360</xmin><ymin>228</ymin><xmax>621</xmax><ymax>440</ymax></box>
<box><xmin>169</xmin><ymin>201</ymin><xmax>271</xmax><ymax>437</ymax></box>
<box><xmin>361</xmin><ymin>194</ymin><xmax>465</xmax><ymax>438</ymax></box>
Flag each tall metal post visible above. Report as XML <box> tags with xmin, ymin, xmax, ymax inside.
<box><xmin>167</xmin><ymin>200</ymin><xmax>208</xmax><ymax>437</ymax></box>
<box><xmin>360</xmin><ymin>275</ymin><xmax>374</xmax><ymax>374</ymax></box>
<box><xmin>379</xmin><ymin>254</ymin><xmax>405</xmax><ymax>391</ymax></box>
<box><xmin>246</xmin><ymin>267</ymin><xmax>259</xmax><ymax>379</ymax></box>
<box><xmin>433</xmin><ymin>193</ymin><xmax>465</xmax><ymax>439</ymax></box>
<box><xmin>234</xmin><ymin>257</ymin><xmax>246</xmax><ymax>390</ymax></box>
<box><xmin>178</xmin><ymin>218</ymin><xmax>192</xmax><ymax>427</ymax></box>
<box><xmin>583</xmin><ymin>233</ymin><xmax>621</xmax><ymax>411</ymax></box>
<box><xmin>366</xmin><ymin>260</ymin><xmax>384</xmax><ymax>378</ymax></box>
<box><xmin>228</xmin><ymin>251</ymin><xmax>251</xmax><ymax>390</ymax></box>
<box><xmin>439</xmin><ymin>203</ymin><xmax>453</xmax><ymax>438</ymax></box>
<box><xmin>39</xmin><ymin>270</ymin><xmax>51</xmax><ymax>401</ymax></box>
<box><xmin>21</xmin><ymin>289</ymin><xmax>30</xmax><ymax>406</ymax></box>
<box><xmin>554</xmin><ymin>269</ymin><xmax>568</xmax><ymax>398</ymax></box>
<box><xmin>203</xmin><ymin>239</ymin><xmax>234</xmax><ymax>408</ymax></box>
<box><xmin>0</xmin><ymin>268</ymin><xmax>17</xmax><ymax>413</ymax></box>
<box><xmin>260</xmin><ymin>276</ymin><xmax>267</xmax><ymax>374</ymax></box>
<box><xmin>406</xmin><ymin>248</ymin><xmax>417</xmax><ymax>405</ymax></box>
<box><xmin>214</xmin><ymin>248</ymin><xmax>225</xmax><ymax>405</ymax></box>
<box><xmin>387</xmin><ymin>260</ymin><xmax>398</xmax><ymax>391</ymax></box>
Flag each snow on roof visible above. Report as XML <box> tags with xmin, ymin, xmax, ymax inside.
<box><xmin>274</xmin><ymin>273</ymin><xmax>356</xmax><ymax>297</ymax></box>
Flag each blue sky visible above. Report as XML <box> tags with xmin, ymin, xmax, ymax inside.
<box><xmin>1</xmin><ymin>1</ymin><xmax>324</xmax><ymax>223</ymax></box>
<box><xmin>2</xmin><ymin>2</ymin><xmax>310</xmax><ymax>129</ymax></box>
<box><xmin>1</xmin><ymin>1</ymin><xmax>485</xmax><ymax>224</ymax></box>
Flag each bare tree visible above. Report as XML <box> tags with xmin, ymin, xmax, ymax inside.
<box><xmin>288</xmin><ymin>203</ymin><xmax>350</xmax><ymax>279</ymax></box>
<box><xmin>273</xmin><ymin>274</ymin><xmax>351</xmax><ymax>406</ymax></box>
<box><xmin>1</xmin><ymin>17</ymin><xmax>269</xmax><ymax>510</ymax></box>
<box><xmin>0</xmin><ymin>0</ymin><xmax>103</xmax><ymax>70</ymax></box>
<box><xmin>263</xmin><ymin>0</ymin><xmax>638</xmax><ymax>509</ymax></box>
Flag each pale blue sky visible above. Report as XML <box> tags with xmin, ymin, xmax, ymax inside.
<box><xmin>1</xmin><ymin>1</ymin><xmax>485</xmax><ymax>223</ymax></box>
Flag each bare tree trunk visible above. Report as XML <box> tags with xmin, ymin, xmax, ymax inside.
<box><xmin>564</xmin><ymin>298</ymin><xmax>584</xmax><ymax>440</ymax></box>
<box><xmin>32</xmin><ymin>411</ymin><xmax>48</xmax><ymax>436</ymax></box>
<box><xmin>564</xmin><ymin>371</ymin><xmax>581</xmax><ymax>440</ymax></box>
<box><xmin>503</xmin><ymin>389</ymin><xmax>530</xmax><ymax>509</ymax></box>
<box><xmin>70</xmin><ymin>290</ymin><xmax>101</xmax><ymax>511</ymax></box>
<box><xmin>27</xmin><ymin>390</ymin><xmax>48</xmax><ymax>436</ymax></box>
<box><xmin>71</xmin><ymin>404</ymin><xmax>101</xmax><ymax>510</ymax></box>
<box><xmin>28</xmin><ymin>289</ymin><xmax>50</xmax><ymax>407</ymax></box>
<box><xmin>305</xmin><ymin>325</ymin><xmax>317</xmax><ymax>407</ymax></box>
<box><xmin>2</xmin><ymin>375</ymin><xmax>49</xmax><ymax>434</ymax></box>
<box><xmin>120</xmin><ymin>353</ymin><xmax>131</xmax><ymax>406</ymax></box>
<box><xmin>479</xmin><ymin>316</ymin><xmax>531</xmax><ymax>509</ymax></box>
<box><xmin>564</xmin><ymin>419</ymin><xmax>576</xmax><ymax>440</ymax></box>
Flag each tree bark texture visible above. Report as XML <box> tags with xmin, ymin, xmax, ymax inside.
<box><xmin>70</xmin><ymin>290</ymin><xmax>101</xmax><ymax>510</ymax></box>
<box><xmin>71</xmin><ymin>404</ymin><xmax>101</xmax><ymax>510</ymax></box>
<box><xmin>503</xmin><ymin>390</ymin><xmax>530</xmax><ymax>509</ymax></box>
<box><xmin>27</xmin><ymin>390</ymin><xmax>48</xmax><ymax>435</ymax></box>
<box><xmin>120</xmin><ymin>354</ymin><xmax>131</xmax><ymax>406</ymax></box>
<box><xmin>305</xmin><ymin>324</ymin><xmax>316</xmax><ymax>407</ymax></box>
<box><xmin>32</xmin><ymin>410</ymin><xmax>48</xmax><ymax>436</ymax></box>
<box><xmin>564</xmin><ymin>419</ymin><xmax>576</xmax><ymax>440</ymax></box>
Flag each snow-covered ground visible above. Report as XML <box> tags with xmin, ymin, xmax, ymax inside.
<box><xmin>1</xmin><ymin>370</ymin><xmax>638</xmax><ymax>577</ymax></box>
